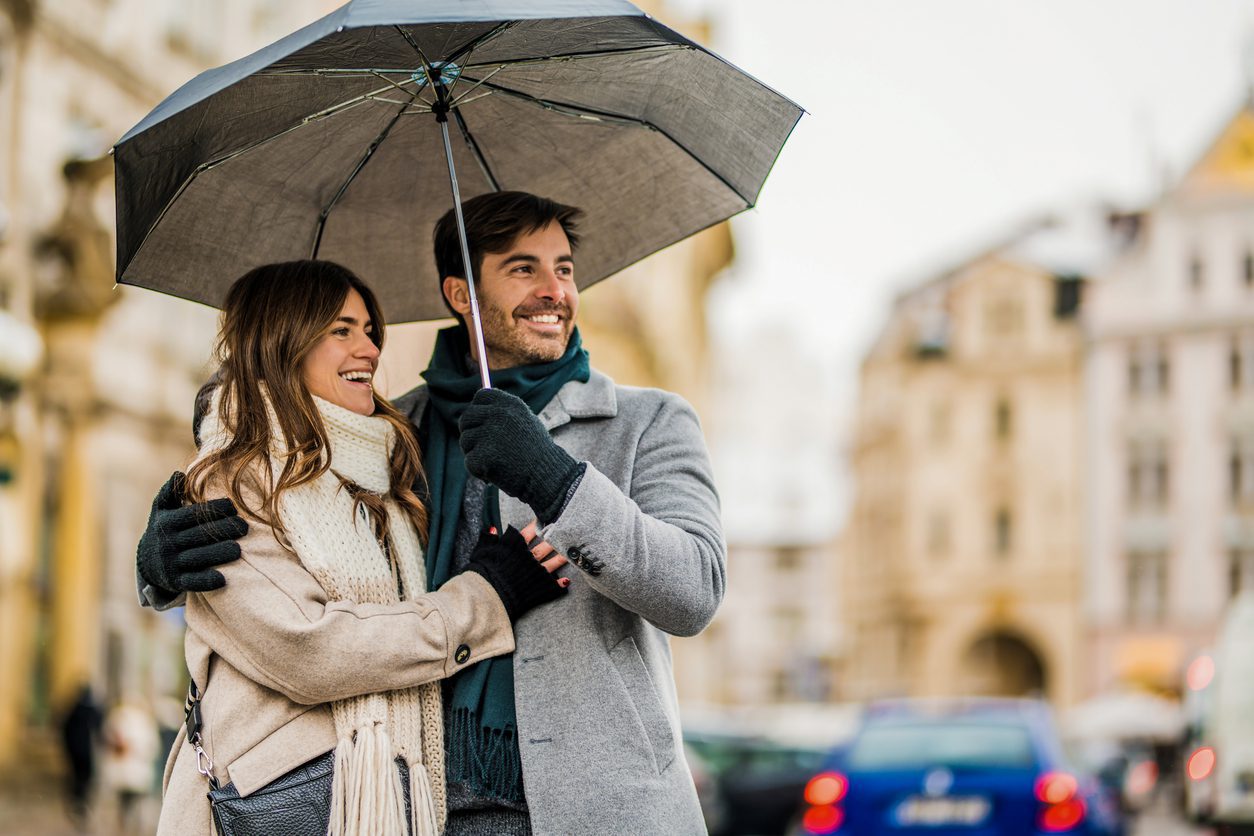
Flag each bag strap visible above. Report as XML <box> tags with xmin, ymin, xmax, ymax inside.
<box><xmin>185</xmin><ymin>680</ymin><xmax>220</xmax><ymax>790</ymax></box>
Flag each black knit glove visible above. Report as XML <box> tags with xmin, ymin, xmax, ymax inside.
<box><xmin>458</xmin><ymin>389</ymin><xmax>584</xmax><ymax>524</ymax></box>
<box><xmin>136</xmin><ymin>472</ymin><xmax>248</xmax><ymax>594</ymax></box>
<box><xmin>464</xmin><ymin>526</ymin><xmax>567</xmax><ymax>621</ymax></box>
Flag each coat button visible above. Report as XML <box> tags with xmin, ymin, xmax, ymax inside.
<box><xmin>455</xmin><ymin>644</ymin><xmax>471</xmax><ymax>664</ymax></box>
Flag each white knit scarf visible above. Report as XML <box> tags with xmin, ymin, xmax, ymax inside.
<box><xmin>198</xmin><ymin>389</ymin><xmax>445</xmax><ymax>836</ymax></box>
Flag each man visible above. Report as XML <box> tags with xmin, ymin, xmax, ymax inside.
<box><xmin>137</xmin><ymin>191</ymin><xmax>726</xmax><ymax>834</ymax></box>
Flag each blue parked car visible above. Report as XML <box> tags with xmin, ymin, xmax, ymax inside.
<box><xmin>792</xmin><ymin>698</ymin><xmax>1124</xmax><ymax>836</ymax></box>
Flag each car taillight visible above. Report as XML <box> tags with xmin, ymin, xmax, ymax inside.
<box><xmin>1034</xmin><ymin>772</ymin><xmax>1078</xmax><ymax>804</ymax></box>
<box><xmin>804</xmin><ymin>771</ymin><xmax>849</xmax><ymax>806</ymax></box>
<box><xmin>1188</xmin><ymin>746</ymin><xmax>1216</xmax><ymax>781</ymax></box>
<box><xmin>800</xmin><ymin>771</ymin><xmax>848</xmax><ymax>834</ymax></box>
<box><xmin>1127</xmin><ymin>760</ymin><xmax>1158</xmax><ymax>796</ymax></box>
<box><xmin>1036</xmin><ymin>772</ymin><xmax>1084</xmax><ymax>832</ymax></box>
<box><xmin>1040</xmin><ymin>799</ymin><xmax>1086</xmax><ymax>832</ymax></box>
<box><xmin>801</xmin><ymin>804</ymin><xmax>845</xmax><ymax>834</ymax></box>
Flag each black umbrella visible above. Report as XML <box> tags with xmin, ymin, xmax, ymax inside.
<box><xmin>113</xmin><ymin>0</ymin><xmax>802</xmax><ymax>386</ymax></box>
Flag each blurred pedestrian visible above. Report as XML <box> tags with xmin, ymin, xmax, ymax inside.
<box><xmin>101</xmin><ymin>699</ymin><xmax>158</xmax><ymax>835</ymax></box>
<box><xmin>59</xmin><ymin>684</ymin><xmax>102</xmax><ymax>827</ymax></box>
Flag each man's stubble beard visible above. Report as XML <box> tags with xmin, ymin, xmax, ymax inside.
<box><xmin>476</xmin><ymin>295</ymin><xmax>572</xmax><ymax>368</ymax></box>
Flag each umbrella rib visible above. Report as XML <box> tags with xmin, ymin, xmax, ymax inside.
<box><xmin>253</xmin><ymin>45</ymin><xmax>688</xmax><ymax>79</ymax></box>
<box><xmin>472</xmin><ymin>79</ymin><xmax>752</xmax><ymax>204</ymax></box>
<box><xmin>452</xmin><ymin>108</ymin><xmax>501</xmax><ymax>192</ymax></box>
<box><xmin>393</xmin><ymin>25</ymin><xmax>434</xmax><ymax>67</ymax></box>
<box><xmin>460</xmin><ymin>43</ymin><xmax>689</xmax><ymax>72</ymax></box>
<box><xmin>445</xmin><ymin>20</ymin><xmax>518</xmax><ymax>69</ymax></box>
<box><xmin>311</xmin><ymin>96</ymin><xmax>417</xmax><ymax>258</ymax></box>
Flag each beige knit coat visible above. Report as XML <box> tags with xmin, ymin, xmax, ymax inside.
<box><xmin>155</xmin><ymin>488</ymin><xmax>515</xmax><ymax>835</ymax></box>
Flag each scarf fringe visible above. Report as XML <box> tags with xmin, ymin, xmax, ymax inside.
<box><xmin>329</xmin><ymin>725</ymin><xmax>408</xmax><ymax>836</ymax></box>
<box><xmin>446</xmin><ymin>707</ymin><xmax>524</xmax><ymax>804</ymax></box>
<box><xmin>409</xmin><ymin>760</ymin><xmax>440</xmax><ymax>836</ymax></box>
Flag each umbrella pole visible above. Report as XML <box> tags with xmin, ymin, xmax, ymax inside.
<box><xmin>436</xmin><ymin>107</ymin><xmax>493</xmax><ymax>389</ymax></box>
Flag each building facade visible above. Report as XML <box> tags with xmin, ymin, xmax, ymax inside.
<box><xmin>1084</xmin><ymin>103</ymin><xmax>1254</xmax><ymax>694</ymax></box>
<box><xmin>0</xmin><ymin>0</ymin><xmax>337</xmax><ymax>777</ymax></box>
<box><xmin>840</xmin><ymin>239</ymin><xmax>1088</xmax><ymax>708</ymax></box>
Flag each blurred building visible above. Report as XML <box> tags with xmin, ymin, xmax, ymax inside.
<box><xmin>0</xmin><ymin>0</ymin><xmax>337</xmax><ymax>784</ymax></box>
<box><xmin>673</xmin><ymin>322</ymin><xmax>842</xmax><ymax>706</ymax></box>
<box><xmin>1084</xmin><ymin>101</ymin><xmax>1254</xmax><ymax>694</ymax></box>
<box><xmin>840</xmin><ymin>225</ymin><xmax>1095</xmax><ymax>708</ymax></box>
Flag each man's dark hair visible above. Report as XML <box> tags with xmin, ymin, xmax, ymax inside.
<box><xmin>433</xmin><ymin>191</ymin><xmax>583</xmax><ymax>319</ymax></box>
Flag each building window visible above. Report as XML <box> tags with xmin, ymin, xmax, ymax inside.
<box><xmin>994</xmin><ymin>509</ymin><xmax>1012</xmax><ymax>557</ymax></box>
<box><xmin>1127</xmin><ymin>551</ymin><xmax>1168</xmax><ymax>624</ymax></box>
<box><xmin>1231</xmin><ymin>334</ymin><xmax>1254</xmax><ymax>391</ymax></box>
<box><xmin>1128</xmin><ymin>440</ymin><xmax>1170</xmax><ymax>507</ymax></box>
<box><xmin>1230</xmin><ymin>440</ymin><xmax>1254</xmax><ymax>506</ymax></box>
<box><xmin>1230</xmin><ymin>550</ymin><xmax>1254</xmax><ymax>598</ymax></box>
<box><xmin>776</xmin><ymin>546</ymin><xmax>803</xmax><ymax>572</ymax></box>
<box><xmin>994</xmin><ymin>396</ymin><xmax>1013</xmax><ymax>441</ymax></box>
<box><xmin>1190</xmin><ymin>253</ymin><xmax>1205</xmax><ymax>290</ymax></box>
<box><xmin>1232</xmin><ymin>338</ymin><xmax>1243</xmax><ymax>390</ymax></box>
<box><xmin>1128</xmin><ymin>342</ymin><xmax>1170</xmax><ymax>397</ymax></box>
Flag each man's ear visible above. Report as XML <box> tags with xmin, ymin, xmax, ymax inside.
<box><xmin>442</xmin><ymin>276</ymin><xmax>472</xmax><ymax>317</ymax></box>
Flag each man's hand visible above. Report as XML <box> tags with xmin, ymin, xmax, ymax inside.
<box><xmin>136</xmin><ymin>472</ymin><xmax>248</xmax><ymax>594</ymax></box>
<box><xmin>458</xmin><ymin>389</ymin><xmax>584</xmax><ymax>525</ymax></box>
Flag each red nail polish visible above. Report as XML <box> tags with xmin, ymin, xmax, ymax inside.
<box><xmin>488</xmin><ymin>526</ymin><xmax>497</xmax><ymax>535</ymax></box>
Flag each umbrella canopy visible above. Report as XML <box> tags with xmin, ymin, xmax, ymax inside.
<box><xmin>113</xmin><ymin>0</ymin><xmax>803</xmax><ymax>324</ymax></box>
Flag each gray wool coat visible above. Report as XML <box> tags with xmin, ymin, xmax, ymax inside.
<box><xmin>394</xmin><ymin>368</ymin><xmax>726</xmax><ymax>836</ymax></box>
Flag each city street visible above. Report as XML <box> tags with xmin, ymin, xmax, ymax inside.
<box><xmin>1132</xmin><ymin>792</ymin><xmax>1211</xmax><ymax>836</ymax></box>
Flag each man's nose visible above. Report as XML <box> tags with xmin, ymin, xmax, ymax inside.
<box><xmin>535</xmin><ymin>269</ymin><xmax>565</xmax><ymax>301</ymax></box>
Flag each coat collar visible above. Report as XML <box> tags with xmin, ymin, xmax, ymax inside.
<box><xmin>538</xmin><ymin>368</ymin><xmax>617</xmax><ymax>430</ymax></box>
<box><xmin>393</xmin><ymin>368</ymin><xmax>617</xmax><ymax>431</ymax></box>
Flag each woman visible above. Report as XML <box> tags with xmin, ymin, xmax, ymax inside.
<box><xmin>156</xmin><ymin>260</ymin><xmax>567</xmax><ymax>836</ymax></box>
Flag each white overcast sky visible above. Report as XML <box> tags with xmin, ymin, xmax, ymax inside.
<box><xmin>661</xmin><ymin>0</ymin><xmax>1254</xmax><ymax>531</ymax></box>
<box><xmin>673</xmin><ymin>0</ymin><xmax>1254</xmax><ymax>402</ymax></box>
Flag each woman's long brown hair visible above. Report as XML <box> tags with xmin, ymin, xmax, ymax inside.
<box><xmin>186</xmin><ymin>260</ymin><xmax>428</xmax><ymax>545</ymax></box>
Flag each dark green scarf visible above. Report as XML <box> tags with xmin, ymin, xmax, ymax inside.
<box><xmin>421</xmin><ymin>323</ymin><xmax>589</xmax><ymax>802</ymax></box>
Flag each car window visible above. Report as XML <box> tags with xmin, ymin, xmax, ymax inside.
<box><xmin>847</xmin><ymin>722</ymin><xmax>1036</xmax><ymax>769</ymax></box>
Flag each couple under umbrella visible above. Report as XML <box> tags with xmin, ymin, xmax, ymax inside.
<box><xmin>120</xmin><ymin>1</ymin><xmax>800</xmax><ymax>834</ymax></box>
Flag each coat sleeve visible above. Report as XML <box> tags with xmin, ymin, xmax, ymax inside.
<box><xmin>185</xmin><ymin>521</ymin><xmax>514</xmax><ymax>705</ymax></box>
<box><xmin>540</xmin><ymin>394</ymin><xmax>727</xmax><ymax>637</ymax></box>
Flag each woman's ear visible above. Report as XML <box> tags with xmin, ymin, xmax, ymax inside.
<box><xmin>442</xmin><ymin>276</ymin><xmax>471</xmax><ymax>317</ymax></box>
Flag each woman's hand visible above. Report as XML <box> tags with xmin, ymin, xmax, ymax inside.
<box><xmin>464</xmin><ymin>524</ymin><xmax>569</xmax><ymax>621</ymax></box>
<box><xmin>515</xmin><ymin>520</ymin><xmax>571</xmax><ymax>588</ymax></box>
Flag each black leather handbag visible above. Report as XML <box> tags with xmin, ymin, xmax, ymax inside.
<box><xmin>207</xmin><ymin>751</ymin><xmax>335</xmax><ymax>836</ymax></box>
<box><xmin>185</xmin><ymin>681</ymin><xmax>334</xmax><ymax>836</ymax></box>
<box><xmin>185</xmin><ymin>681</ymin><xmax>414</xmax><ymax>836</ymax></box>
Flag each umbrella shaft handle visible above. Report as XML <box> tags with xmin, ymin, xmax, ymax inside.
<box><xmin>438</xmin><ymin>116</ymin><xmax>492</xmax><ymax>389</ymax></box>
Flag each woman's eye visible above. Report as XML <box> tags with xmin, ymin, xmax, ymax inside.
<box><xmin>332</xmin><ymin>327</ymin><xmax>350</xmax><ymax>337</ymax></box>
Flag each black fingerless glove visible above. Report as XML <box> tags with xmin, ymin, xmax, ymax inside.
<box><xmin>136</xmin><ymin>472</ymin><xmax>249</xmax><ymax>594</ymax></box>
<box><xmin>464</xmin><ymin>526</ymin><xmax>567</xmax><ymax>621</ymax></box>
<box><xmin>458</xmin><ymin>388</ymin><xmax>585</xmax><ymax>524</ymax></box>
